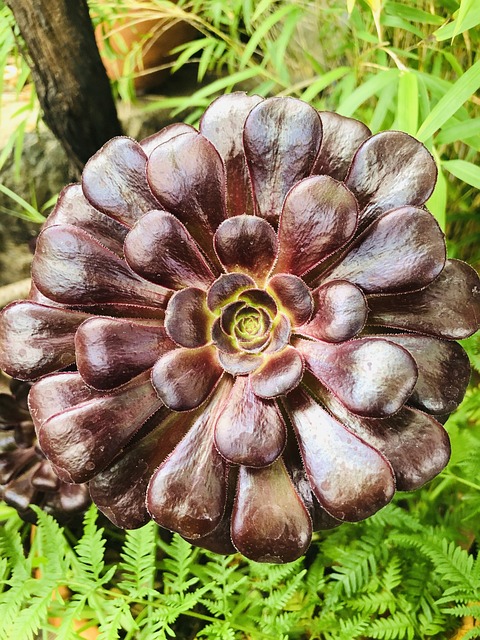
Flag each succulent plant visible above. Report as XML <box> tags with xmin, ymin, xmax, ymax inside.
<box><xmin>0</xmin><ymin>93</ymin><xmax>478</xmax><ymax>562</ymax></box>
<box><xmin>0</xmin><ymin>378</ymin><xmax>90</xmax><ymax>523</ymax></box>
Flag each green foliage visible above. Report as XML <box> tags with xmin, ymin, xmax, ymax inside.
<box><xmin>1</xmin><ymin>413</ymin><xmax>480</xmax><ymax>639</ymax></box>
<box><xmin>0</xmin><ymin>1</ymin><xmax>479</xmax><ymax>638</ymax></box>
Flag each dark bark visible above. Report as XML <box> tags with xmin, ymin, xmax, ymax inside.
<box><xmin>5</xmin><ymin>0</ymin><xmax>122</xmax><ymax>176</ymax></box>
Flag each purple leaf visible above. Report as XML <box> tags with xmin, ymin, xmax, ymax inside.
<box><xmin>0</xmin><ymin>301</ymin><xmax>90</xmax><ymax>380</ymax></box>
<box><xmin>124</xmin><ymin>210</ymin><xmax>215</xmax><ymax>290</ymax></box>
<box><xmin>151</xmin><ymin>345</ymin><xmax>223</xmax><ymax>411</ymax></box>
<box><xmin>231</xmin><ymin>458</ymin><xmax>312</xmax><ymax>563</ymax></box>
<box><xmin>319</xmin><ymin>206</ymin><xmax>446</xmax><ymax>294</ymax></box>
<box><xmin>266</xmin><ymin>274</ymin><xmax>313</xmax><ymax>326</ymax></box>
<box><xmin>147</xmin><ymin>380</ymin><xmax>231</xmax><ymax>538</ymax></box>
<box><xmin>345</xmin><ymin>131</ymin><xmax>437</xmax><ymax>227</ymax></box>
<box><xmin>75</xmin><ymin>317</ymin><xmax>175</xmax><ymax>390</ymax></box>
<box><xmin>147</xmin><ymin>131</ymin><xmax>227</xmax><ymax>265</ymax></box>
<box><xmin>164</xmin><ymin>287</ymin><xmax>213</xmax><ymax>348</ymax></box>
<box><xmin>276</xmin><ymin>175</ymin><xmax>358</xmax><ymax>276</ymax></box>
<box><xmin>32</xmin><ymin>225</ymin><xmax>170</xmax><ymax>308</ymax></box>
<box><xmin>295</xmin><ymin>337</ymin><xmax>417</xmax><ymax>417</ymax></box>
<box><xmin>367</xmin><ymin>259</ymin><xmax>480</xmax><ymax>339</ymax></box>
<box><xmin>82</xmin><ymin>137</ymin><xmax>159</xmax><ymax>226</ymax></box>
<box><xmin>243</xmin><ymin>97</ymin><xmax>322</xmax><ymax>226</ymax></box>
<box><xmin>214</xmin><ymin>376</ymin><xmax>286</xmax><ymax>467</ymax></box>
<box><xmin>200</xmin><ymin>92</ymin><xmax>263</xmax><ymax>216</ymax></box>
<box><xmin>214</xmin><ymin>215</ymin><xmax>278</xmax><ymax>285</ymax></box>
<box><xmin>313</xmin><ymin>111</ymin><xmax>371</xmax><ymax>180</ymax></box>
<box><xmin>299</xmin><ymin>280</ymin><xmax>367</xmax><ymax>342</ymax></box>
<box><xmin>286</xmin><ymin>387</ymin><xmax>395</xmax><ymax>521</ymax></box>
<box><xmin>250</xmin><ymin>345</ymin><xmax>303</xmax><ymax>398</ymax></box>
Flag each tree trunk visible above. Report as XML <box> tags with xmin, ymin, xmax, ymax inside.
<box><xmin>5</xmin><ymin>0</ymin><xmax>122</xmax><ymax>177</ymax></box>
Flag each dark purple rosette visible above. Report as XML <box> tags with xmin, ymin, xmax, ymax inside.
<box><xmin>0</xmin><ymin>93</ymin><xmax>478</xmax><ymax>562</ymax></box>
<box><xmin>0</xmin><ymin>379</ymin><xmax>90</xmax><ymax>523</ymax></box>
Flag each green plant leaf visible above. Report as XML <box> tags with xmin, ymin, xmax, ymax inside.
<box><xmin>301</xmin><ymin>67</ymin><xmax>351</xmax><ymax>103</ymax></box>
<box><xmin>434</xmin><ymin>5</ymin><xmax>480</xmax><ymax>40</ymax></box>
<box><xmin>0</xmin><ymin>184</ymin><xmax>45</xmax><ymax>223</ymax></box>
<box><xmin>426</xmin><ymin>148</ymin><xmax>446</xmax><ymax>231</ymax></box>
<box><xmin>436</xmin><ymin>118</ymin><xmax>480</xmax><ymax>145</ymax></box>
<box><xmin>416</xmin><ymin>60</ymin><xmax>480</xmax><ymax>142</ymax></box>
<box><xmin>337</xmin><ymin>69</ymin><xmax>399</xmax><ymax>117</ymax></box>
<box><xmin>397</xmin><ymin>71</ymin><xmax>418</xmax><ymax>135</ymax></box>
<box><xmin>442</xmin><ymin>159</ymin><xmax>480</xmax><ymax>190</ymax></box>
<box><xmin>452</xmin><ymin>0</ymin><xmax>478</xmax><ymax>40</ymax></box>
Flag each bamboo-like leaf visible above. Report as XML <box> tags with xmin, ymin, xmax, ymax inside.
<box><xmin>434</xmin><ymin>5</ymin><xmax>480</xmax><ymax>40</ymax></box>
<box><xmin>442</xmin><ymin>159</ymin><xmax>480</xmax><ymax>190</ymax></box>
<box><xmin>426</xmin><ymin>148</ymin><xmax>446</xmax><ymax>231</ymax></box>
<box><xmin>240</xmin><ymin>4</ymin><xmax>300</xmax><ymax>69</ymax></box>
<box><xmin>337</xmin><ymin>69</ymin><xmax>399</xmax><ymax>117</ymax></box>
<box><xmin>0</xmin><ymin>184</ymin><xmax>45</xmax><ymax>223</ymax></box>
<box><xmin>386</xmin><ymin>3</ymin><xmax>444</xmax><ymax>25</ymax></box>
<box><xmin>416</xmin><ymin>60</ymin><xmax>480</xmax><ymax>142</ymax></box>
<box><xmin>397</xmin><ymin>71</ymin><xmax>418</xmax><ymax>135</ymax></box>
<box><xmin>301</xmin><ymin>67</ymin><xmax>351</xmax><ymax>103</ymax></box>
<box><xmin>436</xmin><ymin>118</ymin><xmax>480</xmax><ymax>145</ymax></box>
<box><xmin>347</xmin><ymin>0</ymin><xmax>357</xmax><ymax>13</ymax></box>
<box><xmin>452</xmin><ymin>0</ymin><xmax>478</xmax><ymax>40</ymax></box>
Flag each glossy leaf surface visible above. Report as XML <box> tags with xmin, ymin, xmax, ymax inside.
<box><xmin>214</xmin><ymin>376</ymin><xmax>286</xmax><ymax>467</ymax></box>
<box><xmin>214</xmin><ymin>215</ymin><xmax>278</xmax><ymax>284</ymax></box>
<box><xmin>244</xmin><ymin>97</ymin><xmax>322</xmax><ymax>225</ymax></box>
<box><xmin>314</xmin><ymin>112</ymin><xmax>371</xmax><ymax>180</ymax></box>
<box><xmin>33</xmin><ymin>225</ymin><xmax>169</xmax><ymax>308</ymax></box>
<box><xmin>0</xmin><ymin>302</ymin><xmax>90</xmax><ymax>380</ymax></box>
<box><xmin>250</xmin><ymin>346</ymin><xmax>303</xmax><ymax>398</ymax></box>
<box><xmin>300</xmin><ymin>280</ymin><xmax>367</xmax><ymax>342</ymax></box>
<box><xmin>368</xmin><ymin>259</ymin><xmax>480</xmax><ymax>339</ymax></box>
<box><xmin>36</xmin><ymin>372</ymin><xmax>162</xmax><ymax>483</ymax></box>
<box><xmin>295</xmin><ymin>337</ymin><xmax>417</xmax><ymax>417</ymax></box>
<box><xmin>124</xmin><ymin>210</ymin><xmax>215</xmax><ymax>290</ymax></box>
<box><xmin>267</xmin><ymin>274</ymin><xmax>313</xmax><ymax>326</ymax></box>
<box><xmin>286</xmin><ymin>387</ymin><xmax>395</xmax><ymax>521</ymax></box>
<box><xmin>147</xmin><ymin>381</ymin><xmax>231</xmax><ymax>538</ymax></box>
<box><xmin>152</xmin><ymin>345</ymin><xmax>223</xmax><ymax>411</ymax></box>
<box><xmin>82</xmin><ymin>137</ymin><xmax>159</xmax><ymax>226</ymax></box>
<box><xmin>231</xmin><ymin>459</ymin><xmax>312</xmax><ymax>563</ymax></box>
<box><xmin>147</xmin><ymin>132</ymin><xmax>226</xmax><ymax>263</ymax></box>
<box><xmin>200</xmin><ymin>92</ymin><xmax>263</xmax><ymax>216</ymax></box>
<box><xmin>75</xmin><ymin>317</ymin><xmax>174</xmax><ymax>390</ymax></box>
<box><xmin>164</xmin><ymin>288</ymin><xmax>213</xmax><ymax>348</ymax></box>
<box><xmin>321</xmin><ymin>207</ymin><xmax>446</xmax><ymax>293</ymax></box>
<box><xmin>345</xmin><ymin>131</ymin><xmax>437</xmax><ymax>226</ymax></box>
<box><xmin>276</xmin><ymin>175</ymin><xmax>358</xmax><ymax>276</ymax></box>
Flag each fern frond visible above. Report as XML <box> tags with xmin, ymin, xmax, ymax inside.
<box><xmin>367</xmin><ymin>611</ymin><xmax>416</xmax><ymax>639</ymax></box>
<box><xmin>118</xmin><ymin>521</ymin><xmax>156</xmax><ymax>597</ymax></box>
<box><xmin>73</xmin><ymin>505</ymin><xmax>108</xmax><ymax>583</ymax></box>
<box><xmin>98</xmin><ymin>598</ymin><xmax>137</xmax><ymax>640</ymax></box>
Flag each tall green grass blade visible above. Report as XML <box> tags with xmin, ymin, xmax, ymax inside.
<box><xmin>452</xmin><ymin>0</ymin><xmax>477</xmax><ymax>40</ymax></box>
<box><xmin>426</xmin><ymin>149</ymin><xmax>446</xmax><ymax>231</ymax></box>
<box><xmin>397</xmin><ymin>71</ymin><xmax>418</xmax><ymax>135</ymax></box>
<box><xmin>240</xmin><ymin>4</ymin><xmax>300</xmax><ymax>69</ymax></box>
<box><xmin>436</xmin><ymin>119</ymin><xmax>480</xmax><ymax>145</ymax></box>
<box><xmin>337</xmin><ymin>69</ymin><xmax>399</xmax><ymax>117</ymax></box>
<box><xmin>386</xmin><ymin>2</ymin><xmax>444</xmax><ymax>25</ymax></box>
<box><xmin>443</xmin><ymin>159</ymin><xmax>480</xmax><ymax>190</ymax></box>
<box><xmin>301</xmin><ymin>67</ymin><xmax>350</xmax><ymax>103</ymax></box>
<box><xmin>434</xmin><ymin>5</ymin><xmax>480</xmax><ymax>40</ymax></box>
<box><xmin>0</xmin><ymin>184</ymin><xmax>45</xmax><ymax>223</ymax></box>
<box><xmin>416</xmin><ymin>60</ymin><xmax>480</xmax><ymax>142</ymax></box>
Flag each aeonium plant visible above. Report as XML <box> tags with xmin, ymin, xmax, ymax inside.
<box><xmin>0</xmin><ymin>93</ymin><xmax>478</xmax><ymax>563</ymax></box>
<box><xmin>0</xmin><ymin>378</ymin><xmax>90</xmax><ymax>523</ymax></box>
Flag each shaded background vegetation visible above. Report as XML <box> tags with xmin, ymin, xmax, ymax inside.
<box><xmin>0</xmin><ymin>0</ymin><xmax>479</xmax><ymax>638</ymax></box>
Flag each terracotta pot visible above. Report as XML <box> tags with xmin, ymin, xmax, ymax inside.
<box><xmin>95</xmin><ymin>10</ymin><xmax>197</xmax><ymax>92</ymax></box>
